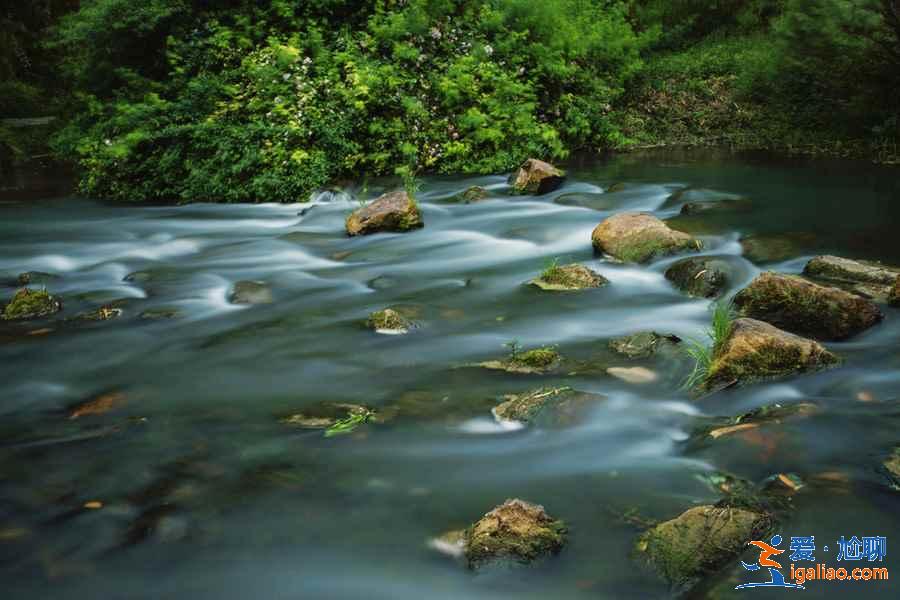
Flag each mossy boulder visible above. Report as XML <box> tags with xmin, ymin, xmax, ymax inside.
<box><xmin>609</xmin><ymin>331</ymin><xmax>681</xmax><ymax>359</ymax></box>
<box><xmin>366</xmin><ymin>308</ymin><xmax>412</xmax><ymax>334</ymax></box>
<box><xmin>591</xmin><ymin>213</ymin><xmax>700</xmax><ymax>263</ymax></box>
<box><xmin>464</xmin><ymin>499</ymin><xmax>567</xmax><ymax>569</ymax></box>
<box><xmin>636</xmin><ymin>505</ymin><xmax>771</xmax><ymax>589</ymax></box>
<box><xmin>508</xmin><ymin>159</ymin><xmax>564</xmax><ymax>195</ymax></box>
<box><xmin>1</xmin><ymin>288</ymin><xmax>62</xmax><ymax>320</ymax></box>
<box><xmin>229</xmin><ymin>280</ymin><xmax>273</xmax><ymax>305</ymax></box>
<box><xmin>346</xmin><ymin>190</ymin><xmax>423</xmax><ymax>236</ymax></box>
<box><xmin>479</xmin><ymin>346</ymin><xmax>561</xmax><ymax>374</ymax></box>
<box><xmin>17</xmin><ymin>271</ymin><xmax>59</xmax><ymax>286</ymax></box>
<box><xmin>664</xmin><ymin>256</ymin><xmax>731</xmax><ymax>298</ymax></box>
<box><xmin>704</xmin><ymin>318</ymin><xmax>839</xmax><ymax>390</ymax></box>
<box><xmin>733</xmin><ymin>272</ymin><xmax>882</xmax><ymax>340</ymax></box>
<box><xmin>493</xmin><ymin>386</ymin><xmax>605</xmax><ymax>427</ymax></box>
<box><xmin>529</xmin><ymin>263</ymin><xmax>609</xmax><ymax>291</ymax></box>
<box><xmin>803</xmin><ymin>255</ymin><xmax>900</xmax><ymax>302</ymax></box>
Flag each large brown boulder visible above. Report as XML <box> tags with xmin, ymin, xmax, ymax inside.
<box><xmin>733</xmin><ymin>272</ymin><xmax>882</xmax><ymax>340</ymax></box>
<box><xmin>592</xmin><ymin>213</ymin><xmax>700</xmax><ymax>263</ymax></box>
<box><xmin>705</xmin><ymin>318</ymin><xmax>839</xmax><ymax>389</ymax></box>
<box><xmin>803</xmin><ymin>255</ymin><xmax>900</xmax><ymax>302</ymax></box>
<box><xmin>509</xmin><ymin>159</ymin><xmax>564</xmax><ymax>195</ymax></box>
<box><xmin>345</xmin><ymin>190</ymin><xmax>423</xmax><ymax>236</ymax></box>
<box><xmin>636</xmin><ymin>505</ymin><xmax>771</xmax><ymax>589</ymax></box>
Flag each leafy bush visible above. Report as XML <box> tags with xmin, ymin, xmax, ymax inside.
<box><xmin>50</xmin><ymin>0</ymin><xmax>646</xmax><ymax>202</ymax></box>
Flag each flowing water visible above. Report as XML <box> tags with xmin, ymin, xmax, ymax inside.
<box><xmin>1</xmin><ymin>150</ymin><xmax>899</xmax><ymax>599</ymax></box>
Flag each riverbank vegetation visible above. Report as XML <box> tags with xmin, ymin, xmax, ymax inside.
<box><xmin>2</xmin><ymin>0</ymin><xmax>898</xmax><ymax>201</ymax></box>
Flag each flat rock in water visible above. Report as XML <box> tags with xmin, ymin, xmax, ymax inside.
<box><xmin>609</xmin><ymin>331</ymin><xmax>681</xmax><ymax>359</ymax></box>
<box><xmin>17</xmin><ymin>271</ymin><xmax>59</xmax><ymax>286</ymax></box>
<box><xmin>529</xmin><ymin>263</ymin><xmax>608</xmax><ymax>291</ymax></box>
<box><xmin>346</xmin><ymin>190</ymin><xmax>423</xmax><ymax>236</ymax></box>
<box><xmin>508</xmin><ymin>159</ymin><xmax>564</xmax><ymax>195</ymax></box>
<box><xmin>734</xmin><ymin>272</ymin><xmax>882</xmax><ymax>340</ymax></box>
<box><xmin>636</xmin><ymin>505</ymin><xmax>771</xmax><ymax>590</ymax></box>
<box><xmin>664</xmin><ymin>256</ymin><xmax>731</xmax><ymax>298</ymax></box>
<box><xmin>803</xmin><ymin>255</ymin><xmax>900</xmax><ymax>302</ymax></box>
<box><xmin>739</xmin><ymin>232</ymin><xmax>817</xmax><ymax>264</ymax></box>
<box><xmin>229</xmin><ymin>281</ymin><xmax>273</xmax><ymax>305</ymax></box>
<box><xmin>478</xmin><ymin>347</ymin><xmax>561</xmax><ymax>375</ymax></box>
<box><xmin>591</xmin><ymin>213</ymin><xmax>700</xmax><ymax>263</ymax></box>
<box><xmin>704</xmin><ymin>318</ymin><xmax>839</xmax><ymax>390</ymax></box>
<box><xmin>492</xmin><ymin>386</ymin><xmax>605</xmax><ymax>427</ymax></box>
<box><xmin>679</xmin><ymin>198</ymin><xmax>752</xmax><ymax>215</ymax></box>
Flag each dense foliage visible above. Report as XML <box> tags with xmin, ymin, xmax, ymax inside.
<box><xmin>2</xmin><ymin>0</ymin><xmax>898</xmax><ymax>201</ymax></box>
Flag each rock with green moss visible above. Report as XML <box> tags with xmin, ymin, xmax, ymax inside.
<box><xmin>279</xmin><ymin>402</ymin><xmax>376</xmax><ymax>429</ymax></box>
<box><xmin>458</xmin><ymin>186</ymin><xmax>488</xmax><ymax>203</ymax></box>
<box><xmin>636</xmin><ymin>505</ymin><xmax>771</xmax><ymax>589</ymax></box>
<box><xmin>609</xmin><ymin>331</ymin><xmax>681</xmax><ymax>359</ymax></box>
<box><xmin>493</xmin><ymin>386</ymin><xmax>605</xmax><ymax>427</ymax></box>
<box><xmin>704</xmin><ymin>318</ymin><xmax>839</xmax><ymax>390</ymax></box>
<box><xmin>1</xmin><ymin>288</ymin><xmax>62</xmax><ymax>321</ymax></box>
<box><xmin>17</xmin><ymin>271</ymin><xmax>59</xmax><ymax>286</ymax></box>
<box><xmin>366</xmin><ymin>308</ymin><xmax>412</xmax><ymax>334</ymax></box>
<box><xmin>664</xmin><ymin>256</ymin><xmax>731</xmax><ymax>298</ymax></box>
<box><xmin>803</xmin><ymin>255</ymin><xmax>900</xmax><ymax>302</ymax></box>
<box><xmin>71</xmin><ymin>305</ymin><xmax>123</xmax><ymax>322</ymax></box>
<box><xmin>591</xmin><ymin>213</ymin><xmax>700</xmax><ymax>263</ymax></box>
<box><xmin>680</xmin><ymin>198</ymin><xmax>752</xmax><ymax>215</ymax></box>
<box><xmin>529</xmin><ymin>263</ymin><xmax>609</xmax><ymax>291</ymax></box>
<box><xmin>230</xmin><ymin>281</ymin><xmax>273</xmax><ymax>305</ymax></box>
<box><xmin>733</xmin><ymin>272</ymin><xmax>882</xmax><ymax>340</ymax></box>
<box><xmin>509</xmin><ymin>159</ymin><xmax>564</xmax><ymax>195</ymax></box>
<box><xmin>346</xmin><ymin>190</ymin><xmax>423</xmax><ymax>236</ymax></box>
<box><xmin>463</xmin><ymin>499</ymin><xmax>567</xmax><ymax>569</ymax></box>
<box><xmin>479</xmin><ymin>346</ymin><xmax>561</xmax><ymax>374</ymax></box>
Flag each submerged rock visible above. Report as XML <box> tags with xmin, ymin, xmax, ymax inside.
<box><xmin>636</xmin><ymin>505</ymin><xmax>771</xmax><ymax>589</ymax></box>
<box><xmin>739</xmin><ymin>232</ymin><xmax>817</xmax><ymax>264</ymax></box>
<box><xmin>139</xmin><ymin>307</ymin><xmax>182</xmax><ymax>320</ymax></box>
<box><xmin>279</xmin><ymin>402</ymin><xmax>376</xmax><ymax>432</ymax></box>
<box><xmin>803</xmin><ymin>255</ymin><xmax>900</xmax><ymax>302</ymax></box>
<box><xmin>458</xmin><ymin>186</ymin><xmax>488</xmax><ymax>203</ymax></box>
<box><xmin>606</xmin><ymin>366</ymin><xmax>658</xmax><ymax>384</ymax></box>
<box><xmin>366</xmin><ymin>308</ymin><xmax>412</xmax><ymax>334</ymax></box>
<box><xmin>529</xmin><ymin>263</ymin><xmax>609</xmax><ymax>291</ymax></box>
<box><xmin>691</xmin><ymin>402</ymin><xmax>820</xmax><ymax>443</ymax></box>
<box><xmin>346</xmin><ymin>190</ymin><xmax>423</xmax><ymax>236</ymax></box>
<box><xmin>733</xmin><ymin>272</ymin><xmax>882</xmax><ymax>340</ymax></box>
<box><xmin>891</xmin><ymin>277</ymin><xmax>900</xmax><ymax>307</ymax></box>
<box><xmin>479</xmin><ymin>346</ymin><xmax>561</xmax><ymax>375</ymax></box>
<box><xmin>229</xmin><ymin>281</ymin><xmax>273</xmax><ymax>305</ymax></box>
<box><xmin>71</xmin><ymin>305</ymin><xmax>123</xmax><ymax>322</ymax></box>
<box><xmin>464</xmin><ymin>499</ymin><xmax>567</xmax><ymax>569</ymax></box>
<box><xmin>609</xmin><ymin>331</ymin><xmax>681</xmax><ymax>359</ymax></box>
<box><xmin>68</xmin><ymin>391</ymin><xmax>127</xmax><ymax>419</ymax></box>
<box><xmin>591</xmin><ymin>213</ymin><xmax>700</xmax><ymax>263</ymax></box>
<box><xmin>1</xmin><ymin>288</ymin><xmax>62</xmax><ymax>320</ymax></box>
<box><xmin>493</xmin><ymin>386</ymin><xmax>605</xmax><ymax>426</ymax></box>
<box><xmin>509</xmin><ymin>159</ymin><xmax>564</xmax><ymax>195</ymax></box>
<box><xmin>704</xmin><ymin>318</ymin><xmax>839</xmax><ymax>390</ymax></box>
<box><xmin>17</xmin><ymin>271</ymin><xmax>59</xmax><ymax>286</ymax></box>
<box><xmin>664</xmin><ymin>256</ymin><xmax>731</xmax><ymax>298</ymax></box>
<box><xmin>679</xmin><ymin>198</ymin><xmax>752</xmax><ymax>215</ymax></box>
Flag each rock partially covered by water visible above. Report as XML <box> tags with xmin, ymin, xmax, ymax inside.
<box><xmin>493</xmin><ymin>386</ymin><xmax>605</xmax><ymax>426</ymax></box>
<box><xmin>508</xmin><ymin>159</ymin><xmax>564</xmax><ymax>195</ymax></box>
<box><xmin>680</xmin><ymin>198</ymin><xmax>752</xmax><ymax>215</ymax></box>
<box><xmin>739</xmin><ymin>232</ymin><xmax>817</xmax><ymax>264</ymax></box>
<box><xmin>346</xmin><ymin>190</ymin><xmax>423</xmax><ymax>236</ymax></box>
<box><xmin>464</xmin><ymin>499</ymin><xmax>567</xmax><ymax>569</ymax></box>
<box><xmin>1</xmin><ymin>288</ymin><xmax>62</xmax><ymax>320</ymax></box>
<box><xmin>705</xmin><ymin>318</ymin><xmax>839</xmax><ymax>390</ymax></box>
<box><xmin>366</xmin><ymin>308</ymin><xmax>412</xmax><ymax>335</ymax></box>
<box><xmin>479</xmin><ymin>346</ymin><xmax>561</xmax><ymax>374</ymax></box>
<box><xmin>803</xmin><ymin>255</ymin><xmax>900</xmax><ymax>302</ymax></box>
<box><xmin>665</xmin><ymin>256</ymin><xmax>730</xmax><ymax>298</ymax></box>
<box><xmin>636</xmin><ymin>505</ymin><xmax>771</xmax><ymax>589</ymax></box>
<box><xmin>458</xmin><ymin>186</ymin><xmax>488</xmax><ymax>203</ymax></box>
<box><xmin>733</xmin><ymin>272</ymin><xmax>882</xmax><ymax>340</ymax></box>
<box><xmin>229</xmin><ymin>281</ymin><xmax>273</xmax><ymax>305</ymax></box>
<box><xmin>17</xmin><ymin>271</ymin><xmax>59</xmax><ymax>286</ymax></box>
<box><xmin>529</xmin><ymin>263</ymin><xmax>608</xmax><ymax>291</ymax></box>
<box><xmin>591</xmin><ymin>213</ymin><xmax>699</xmax><ymax>263</ymax></box>
<box><xmin>280</xmin><ymin>402</ymin><xmax>376</xmax><ymax>431</ymax></box>
<box><xmin>609</xmin><ymin>331</ymin><xmax>681</xmax><ymax>359</ymax></box>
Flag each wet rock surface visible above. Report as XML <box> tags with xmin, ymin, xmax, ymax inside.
<box><xmin>608</xmin><ymin>331</ymin><xmax>681</xmax><ymax>359</ymax></box>
<box><xmin>478</xmin><ymin>346</ymin><xmax>561</xmax><ymax>374</ymax></box>
<box><xmin>704</xmin><ymin>318</ymin><xmax>839</xmax><ymax>390</ymax></box>
<box><xmin>346</xmin><ymin>190</ymin><xmax>423</xmax><ymax>235</ymax></box>
<box><xmin>508</xmin><ymin>159</ymin><xmax>564</xmax><ymax>195</ymax></box>
<box><xmin>1</xmin><ymin>288</ymin><xmax>62</xmax><ymax>320</ymax></box>
<box><xmin>733</xmin><ymin>272</ymin><xmax>882</xmax><ymax>340</ymax></box>
<box><xmin>492</xmin><ymin>386</ymin><xmax>605</xmax><ymax>426</ymax></box>
<box><xmin>803</xmin><ymin>255</ymin><xmax>900</xmax><ymax>302</ymax></box>
<box><xmin>463</xmin><ymin>499</ymin><xmax>567</xmax><ymax>569</ymax></box>
<box><xmin>229</xmin><ymin>281</ymin><xmax>273</xmax><ymax>305</ymax></box>
<box><xmin>591</xmin><ymin>213</ymin><xmax>699</xmax><ymax>263</ymax></box>
<box><xmin>529</xmin><ymin>263</ymin><xmax>608</xmax><ymax>291</ymax></box>
<box><xmin>739</xmin><ymin>232</ymin><xmax>818</xmax><ymax>264</ymax></box>
<box><xmin>366</xmin><ymin>308</ymin><xmax>413</xmax><ymax>334</ymax></box>
<box><xmin>664</xmin><ymin>256</ymin><xmax>731</xmax><ymax>298</ymax></box>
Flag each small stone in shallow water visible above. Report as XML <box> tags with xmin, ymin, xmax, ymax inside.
<box><xmin>664</xmin><ymin>256</ymin><xmax>731</xmax><ymax>298</ymax></box>
<box><xmin>508</xmin><ymin>159</ymin><xmax>565</xmax><ymax>195</ymax></box>
<box><xmin>464</xmin><ymin>499</ymin><xmax>567</xmax><ymax>569</ymax></box>
<box><xmin>1</xmin><ymin>288</ymin><xmax>62</xmax><ymax>320</ymax></box>
<box><xmin>458</xmin><ymin>186</ymin><xmax>488</xmax><ymax>203</ymax></box>
<box><xmin>608</xmin><ymin>331</ymin><xmax>681</xmax><ymax>359</ymax></box>
<box><xmin>591</xmin><ymin>213</ymin><xmax>700</xmax><ymax>263</ymax></box>
<box><xmin>366</xmin><ymin>308</ymin><xmax>412</xmax><ymax>334</ymax></box>
<box><xmin>229</xmin><ymin>281</ymin><xmax>273</xmax><ymax>305</ymax></box>
<box><xmin>606</xmin><ymin>366</ymin><xmax>658</xmax><ymax>384</ymax></box>
<box><xmin>479</xmin><ymin>346</ymin><xmax>561</xmax><ymax>374</ymax></box>
<box><xmin>492</xmin><ymin>387</ymin><xmax>605</xmax><ymax>426</ymax></box>
<box><xmin>529</xmin><ymin>263</ymin><xmax>609</xmax><ymax>291</ymax></box>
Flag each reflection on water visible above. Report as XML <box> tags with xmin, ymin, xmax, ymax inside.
<box><xmin>1</xmin><ymin>150</ymin><xmax>899</xmax><ymax>599</ymax></box>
